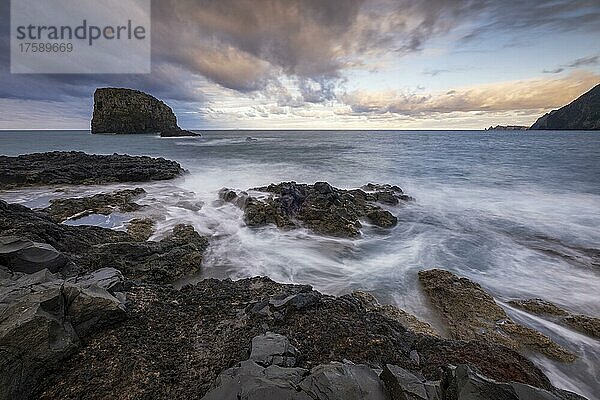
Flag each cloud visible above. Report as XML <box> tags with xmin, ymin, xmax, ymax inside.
<box><xmin>544</xmin><ymin>54</ymin><xmax>599</xmax><ymax>73</ymax></box>
<box><xmin>341</xmin><ymin>71</ymin><xmax>600</xmax><ymax>116</ymax></box>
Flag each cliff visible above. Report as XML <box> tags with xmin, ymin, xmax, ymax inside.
<box><xmin>91</xmin><ymin>88</ymin><xmax>199</xmax><ymax>136</ymax></box>
<box><xmin>530</xmin><ymin>83</ymin><xmax>600</xmax><ymax>130</ymax></box>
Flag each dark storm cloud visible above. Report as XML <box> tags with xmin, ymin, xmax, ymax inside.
<box><xmin>1</xmin><ymin>0</ymin><xmax>600</xmax><ymax>106</ymax></box>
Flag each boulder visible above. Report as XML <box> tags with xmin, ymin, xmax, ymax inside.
<box><xmin>380</xmin><ymin>364</ymin><xmax>441</xmax><ymax>400</ymax></box>
<box><xmin>418</xmin><ymin>269</ymin><xmax>575</xmax><ymax>362</ymax></box>
<box><xmin>299</xmin><ymin>362</ymin><xmax>388</xmax><ymax>400</ymax></box>
<box><xmin>250</xmin><ymin>332</ymin><xmax>299</xmax><ymax>367</ymax></box>
<box><xmin>0</xmin><ymin>236</ymin><xmax>67</xmax><ymax>273</ymax></box>
<box><xmin>0</xmin><ymin>268</ymin><xmax>126</xmax><ymax>400</ymax></box>
<box><xmin>202</xmin><ymin>360</ymin><xmax>311</xmax><ymax>400</ymax></box>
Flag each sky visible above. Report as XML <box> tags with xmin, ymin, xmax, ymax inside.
<box><xmin>1</xmin><ymin>0</ymin><xmax>599</xmax><ymax>130</ymax></box>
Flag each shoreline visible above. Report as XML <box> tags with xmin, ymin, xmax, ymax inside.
<box><xmin>0</xmin><ymin>151</ymin><xmax>598</xmax><ymax>400</ymax></box>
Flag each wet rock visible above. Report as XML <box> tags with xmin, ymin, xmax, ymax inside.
<box><xmin>418</xmin><ymin>269</ymin><xmax>576</xmax><ymax>362</ymax></box>
<box><xmin>84</xmin><ymin>224</ymin><xmax>208</xmax><ymax>283</ymax></box>
<box><xmin>159</xmin><ymin>127</ymin><xmax>200</xmax><ymax>137</ymax></box>
<box><xmin>299</xmin><ymin>362</ymin><xmax>388</xmax><ymax>400</ymax></box>
<box><xmin>0</xmin><ymin>236</ymin><xmax>67</xmax><ymax>273</ymax></box>
<box><xmin>351</xmin><ymin>291</ymin><xmax>438</xmax><ymax>337</ymax></box>
<box><xmin>0</xmin><ymin>268</ymin><xmax>126</xmax><ymax>400</ymax></box>
<box><xmin>1</xmin><ymin>200</ymin><xmax>209</xmax><ymax>282</ymax></box>
<box><xmin>509</xmin><ymin>298</ymin><xmax>600</xmax><ymax>339</ymax></box>
<box><xmin>367</xmin><ymin>209</ymin><xmax>398</xmax><ymax>228</ymax></box>
<box><xmin>35</xmin><ymin>276</ymin><xmax>566</xmax><ymax>399</ymax></box>
<box><xmin>250</xmin><ymin>332</ymin><xmax>299</xmax><ymax>367</ymax></box>
<box><xmin>222</xmin><ymin>181</ymin><xmax>411</xmax><ymax>237</ymax></box>
<box><xmin>380</xmin><ymin>364</ymin><xmax>441</xmax><ymax>400</ymax></box>
<box><xmin>443</xmin><ymin>364</ymin><xmax>586</xmax><ymax>400</ymax></box>
<box><xmin>43</xmin><ymin>188</ymin><xmax>146</xmax><ymax>223</ymax></box>
<box><xmin>0</xmin><ymin>151</ymin><xmax>185</xmax><ymax>189</ymax></box>
<box><xmin>126</xmin><ymin>218</ymin><xmax>156</xmax><ymax>241</ymax></box>
<box><xmin>508</xmin><ymin>299</ymin><xmax>569</xmax><ymax>316</ymax></box>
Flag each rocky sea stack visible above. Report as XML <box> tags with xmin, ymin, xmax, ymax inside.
<box><xmin>91</xmin><ymin>88</ymin><xmax>199</xmax><ymax>137</ymax></box>
<box><xmin>530</xmin><ymin>83</ymin><xmax>600</xmax><ymax>130</ymax></box>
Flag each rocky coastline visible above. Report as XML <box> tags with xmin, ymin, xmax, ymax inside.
<box><xmin>0</xmin><ymin>152</ymin><xmax>596</xmax><ymax>399</ymax></box>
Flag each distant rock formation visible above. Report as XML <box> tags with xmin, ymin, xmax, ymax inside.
<box><xmin>530</xmin><ymin>83</ymin><xmax>600</xmax><ymax>130</ymax></box>
<box><xmin>91</xmin><ymin>88</ymin><xmax>199</xmax><ymax>136</ymax></box>
<box><xmin>486</xmin><ymin>125</ymin><xmax>528</xmax><ymax>131</ymax></box>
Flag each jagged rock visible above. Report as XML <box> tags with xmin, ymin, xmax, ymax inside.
<box><xmin>84</xmin><ymin>224</ymin><xmax>208</xmax><ymax>283</ymax></box>
<box><xmin>91</xmin><ymin>88</ymin><xmax>198</xmax><ymax>136</ymax></box>
<box><xmin>0</xmin><ymin>236</ymin><xmax>67</xmax><ymax>273</ymax></box>
<box><xmin>126</xmin><ymin>218</ymin><xmax>156</xmax><ymax>241</ymax></box>
<box><xmin>380</xmin><ymin>364</ymin><xmax>441</xmax><ymax>400</ymax></box>
<box><xmin>250</xmin><ymin>332</ymin><xmax>299</xmax><ymax>367</ymax></box>
<box><xmin>42</xmin><ymin>188</ymin><xmax>146</xmax><ymax>223</ymax></box>
<box><xmin>351</xmin><ymin>291</ymin><xmax>438</xmax><ymax>337</ymax></box>
<box><xmin>443</xmin><ymin>364</ymin><xmax>587</xmax><ymax>400</ymax></box>
<box><xmin>35</xmin><ymin>277</ymin><xmax>568</xmax><ymax>399</ymax></box>
<box><xmin>159</xmin><ymin>127</ymin><xmax>200</xmax><ymax>137</ymax></box>
<box><xmin>221</xmin><ymin>182</ymin><xmax>411</xmax><ymax>237</ymax></box>
<box><xmin>299</xmin><ymin>362</ymin><xmax>388</xmax><ymax>400</ymax></box>
<box><xmin>530</xmin><ymin>84</ymin><xmax>600</xmax><ymax>130</ymax></box>
<box><xmin>0</xmin><ymin>151</ymin><xmax>185</xmax><ymax>189</ymax></box>
<box><xmin>202</xmin><ymin>360</ymin><xmax>311</xmax><ymax>400</ymax></box>
<box><xmin>1</xmin><ymin>200</ymin><xmax>208</xmax><ymax>283</ymax></box>
<box><xmin>0</xmin><ymin>268</ymin><xmax>126</xmax><ymax>400</ymax></box>
<box><xmin>418</xmin><ymin>269</ymin><xmax>576</xmax><ymax>362</ymax></box>
<box><xmin>509</xmin><ymin>298</ymin><xmax>600</xmax><ymax>340</ymax></box>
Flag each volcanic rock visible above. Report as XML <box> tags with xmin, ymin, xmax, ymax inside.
<box><xmin>91</xmin><ymin>88</ymin><xmax>198</xmax><ymax>136</ymax></box>
<box><xmin>0</xmin><ymin>151</ymin><xmax>185</xmax><ymax>189</ymax></box>
<box><xmin>0</xmin><ymin>268</ymin><xmax>126</xmax><ymax>400</ymax></box>
<box><xmin>509</xmin><ymin>298</ymin><xmax>600</xmax><ymax>339</ymax></box>
<box><xmin>221</xmin><ymin>181</ymin><xmax>411</xmax><ymax>237</ymax></box>
<box><xmin>42</xmin><ymin>188</ymin><xmax>146</xmax><ymax>223</ymax></box>
<box><xmin>0</xmin><ymin>236</ymin><xmax>67</xmax><ymax>273</ymax></box>
<box><xmin>418</xmin><ymin>269</ymin><xmax>576</xmax><ymax>362</ymax></box>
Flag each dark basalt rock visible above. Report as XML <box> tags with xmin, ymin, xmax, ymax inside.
<box><xmin>125</xmin><ymin>217</ymin><xmax>156</xmax><ymax>241</ymax></box>
<box><xmin>203</xmin><ymin>333</ymin><xmax>583</xmax><ymax>400</ymax></box>
<box><xmin>250</xmin><ymin>332</ymin><xmax>299</xmax><ymax>367</ymax></box>
<box><xmin>35</xmin><ymin>276</ymin><xmax>568</xmax><ymax>399</ymax></box>
<box><xmin>80</xmin><ymin>224</ymin><xmax>209</xmax><ymax>284</ymax></box>
<box><xmin>509</xmin><ymin>298</ymin><xmax>600</xmax><ymax>340</ymax></box>
<box><xmin>92</xmin><ymin>88</ymin><xmax>198</xmax><ymax>136</ymax></box>
<box><xmin>0</xmin><ymin>151</ymin><xmax>185</xmax><ymax>189</ymax></box>
<box><xmin>0</xmin><ymin>236</ymin><xmax>67</xmax><ymax>273</ymax></box>
<box><xmin>0</xmin><ymin>268</ymin><xmax>126</xmax><ymax>400</ymax></box>
<box><xmin>42</xmin><ymin>188</ymin><xmax>146</xmax><ymax>223</ymax></box>
<box><xmin>418</xmin><ymin>269</ymin><xmax>575</xmax><ymax>362</ymax></box>
<box><xmin>0</xmin><ymin>200</ymin><xmax>207</xmax><ymax>283</ymax></box>
<box><xmin>159</xmin><ymin>127</ymin><xmax>200</xmax><ymax>137</ymax></box>
<box><xmin>220</xmin><ymin>181</ymin><xmax>411</xmax><ymax>237</ymax></box>
<box><xmin>530</xmin><ymin>83</ymin><xmax>600</xmax><ymax>130</ymax></box>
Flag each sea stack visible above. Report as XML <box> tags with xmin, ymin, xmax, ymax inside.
<box><xmin>91</xmin><ymin>88</ymin><xmax>199</xmax><ymax>137</ymax></box>
<box><xmin>530</xmin><ymin>83</ymin><xmax>600</xmax><ymax>130</ymax></box>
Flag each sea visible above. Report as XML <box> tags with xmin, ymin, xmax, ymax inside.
<box><xmin>1</xmin><ymin>129</ymin><xmax>599</xmax><ymax>399</ymax></box>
